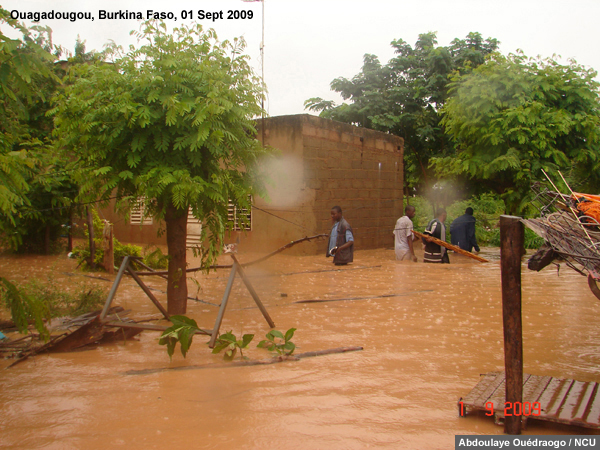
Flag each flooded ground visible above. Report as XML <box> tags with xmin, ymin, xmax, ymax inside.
<box><xmin>1</xmin><ymin>245</ymin><xmax>600</xmax><ymax>449</ymax></box>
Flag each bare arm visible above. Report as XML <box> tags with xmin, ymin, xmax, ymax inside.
<box><xmin>407</xmin><ymin>233</ymin><xmax>417</xmax><ymax>262</ymax></box>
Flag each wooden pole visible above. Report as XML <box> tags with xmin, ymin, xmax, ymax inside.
<box><xmin>86</xmin><ymin>207</ymin><xmax>96</xmax><ymax>269</ymax></box>
<box><xmin>500</xmin><ymin>215</ymin><xmax>524</xmax><ymax>435</ymax></box>
<box><xmin>67</xmin><ymin>208</ymin><xmax>73</xmax><ymax>252</ymax></box>
<box><xmin>412</xmin><ymin>230</ymin><xmax>489</xmax><ymax>263</ymax></box>
<box><xmin>103</xmin><ymin>221</ymin><xmax>114</xmax><ymax>274</ymax></box>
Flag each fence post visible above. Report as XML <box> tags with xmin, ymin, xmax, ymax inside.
<box><xmin>103</xmin><ymin>221</ymin><xmax>114</xmax><ymax>274</ymax></box>
<box><xmin>500</xmin><ymin>215</ymin><xmax>524</xmax><ymax>435</ymax></box>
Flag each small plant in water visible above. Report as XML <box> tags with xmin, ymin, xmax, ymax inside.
<box><xmin>212</xmin><ymin>331</ymin><xmax>254</xmax><ymax>360</ymax></box>
<box><xmin>159</xmin><ymin>315</ymin><xmax>201</xmax><ymax>360</ymax></box>
<box><xmin>257</xmin><ymin>328</ymin><xmax>296</xmax><ymax>355</ymax></box>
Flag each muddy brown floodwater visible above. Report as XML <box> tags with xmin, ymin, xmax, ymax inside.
<box><xmin>1</xmin><ymin>246</ymin><xmax>600</xmax><ymax>449</ymax></box>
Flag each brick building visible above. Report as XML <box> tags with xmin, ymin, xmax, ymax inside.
<box><xmin>104</xmin><ymin>114</ymin><xmax>404</xmax><ymax>255</ymax></box>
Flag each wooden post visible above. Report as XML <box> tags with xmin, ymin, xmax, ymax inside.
<box><xmin>86</xmin><ymin>207</ymin><xmax>96</xmax><ymax>269</ymax></box>
<box><xmin>103</xmin><ymin>221</ymin><xmax>114</xmax><ymax>274</ymax></box>
<box><xmin>500</xmin><ymin>215</ymin><xmax>524</xmax><ymax>435</ymax></box>
<box><xmin>67</xmin><ymin>208</ymin><xmax>73</xmax><ymax>252</ymax></box>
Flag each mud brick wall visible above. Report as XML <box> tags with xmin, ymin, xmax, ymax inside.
<box><xmin>251</xmin><ymin>114</ymin><xmax>404</xmax><ymax>255</ymax></box>
<box><xmin>102</xmin><ymin>114</ymin><xmax>404</xmax><ymax>255</ymax></box>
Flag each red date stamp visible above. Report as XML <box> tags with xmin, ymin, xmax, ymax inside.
<box><xmin>459</xmin><ymin>401</ymin><xmax>542</xmax><ymax>416</ymax></box>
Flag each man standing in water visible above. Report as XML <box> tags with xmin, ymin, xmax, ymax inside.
<box><xmin>423</xmin><ymin>208</ymin><xmax>449</xmax><ymax>264</ymax></box>
<box><xmin>394</xmin><ymin>205</ymin><xmax>418</xmax><ymax>262</ymax></box>
<box><xmin>450</xmin><ymin>207</ymin><xmax>480</xmax><ymax>253</ymax></box>
<box><xmin>327</xmin><ymin>206</ymin><xmax>354</xmax><ymax>265</ymax></box>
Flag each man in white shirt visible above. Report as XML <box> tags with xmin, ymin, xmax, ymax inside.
<box><xmin>394</xmin><ymin>205</ymin><xmax>417</xmax><ymax>262</ymax></box>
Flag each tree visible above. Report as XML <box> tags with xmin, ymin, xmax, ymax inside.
<box><xmin>305</xmin><ymin>32</ymin><xmax>498</xmax><ymax>191</ymax></box>
<box><xmin>0</xmin><ymin>9</ymin><xmax>59</xmax><ymax>225</ymax></box>
<box><xmin>51</xmin><ymin>21</ymin><xmax>268</xmax><ymax>314</ymax></box>
<box><xmin>0</xmin><ymin>9</ymin><xmax>80</xmax><ymax>253</ymax></box>
<box><xmin>435</xmin><ymin>52</ymin><xmax>600</xmax><ymax>214</ymax></box>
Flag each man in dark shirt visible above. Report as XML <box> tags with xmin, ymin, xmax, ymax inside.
<box><xmin>450</xmin><ymin>207</ymin><xmax>480</xmax><ymax>253</ymax></box>
<box><xmin>327</xmin><ymin>206</ymin><xmax>354</xmax><ymax>265</ymax></box>
<box><xmin>423</xmin><ymin>209</ymin><xmax>449</xmax><ymax>264</ymax></box>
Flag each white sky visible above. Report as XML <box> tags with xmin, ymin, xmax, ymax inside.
<box><xmin>4</xmin><ymin>0</ymin><xmax>600</xmax><ymax>117</ymax></box>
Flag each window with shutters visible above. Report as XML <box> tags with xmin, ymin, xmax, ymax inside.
<box><xmin>228</xmin><ymin>196</ymin><xmax>252</xmax><ymax>231</ymax></box>
<box><xmin>130</xmin><ymin>198</ymin><xmax>153</xmax><ymax>225</ymax></box>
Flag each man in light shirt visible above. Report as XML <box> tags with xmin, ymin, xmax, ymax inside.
<box><xmin>394</xmin><ymin>205</ymin><xmax>417</xmax><ymax>262</ymax></box>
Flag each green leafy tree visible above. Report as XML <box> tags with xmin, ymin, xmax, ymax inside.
<box><xmin>0</xmin><ymin>9</ymin><xmax>60</xmax><ymax>228</ymax></box>
<box><xmin>435</xmin><ymin>52</ymin><xmax>600</xmax><ymax>214</ymax></box>
<box><xmin>305</xmin><ymin>32</ymin><xmax>498</xmax><ymax>191</ymax></box>
<box><xmin>51</xmin><ymin>21</ymin><xmax>268</xmax><ymax>314</ymax></box>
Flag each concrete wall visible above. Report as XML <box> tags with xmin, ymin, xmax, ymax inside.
<box><xmin>100</xmin><ymin>114</ymin><xmax>404</xmax><ymax>255</ymax></box>
<box><xmin>246</xmin><ymin>114</ymin><xmax>404</xmax><ymax>254</ymax></box>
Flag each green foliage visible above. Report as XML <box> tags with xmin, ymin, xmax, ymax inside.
<box><xmin>305</xmin><ymin>32</ymin><xmax>498</xmax><ymax>189</ymax></box>
<box><xmin>436</xmin><ymin>52</ymin><xmax>600</xmax><ymax>214</ymax></box>
<box><xmin>51</xmin><ymin>20</ymin><xmax>270</xmax><ymax>272</ymax></box>
<box><xmin>142</xmin><ymin>246</ymin><xmax>169</xmax><ymax>270</ymax></box>
<box><xmin>71</xmin><ymin>208</ymin><xmax>142</xmax><ymax>270</ymax></box>
<box><xmin>407</xmin><ymin>194</ymin><xmax>543</xmax><ymax>249</ymax></box>
<box><xmin>159</xmin><ymin>315</ymin><xmax>200</xmax><ymax>360</ymax></box>
<box><xmin>257</xmin><ymin>328</ymin><xmax>296</xmax><ymax>356</ymax></box>
<box><xmin>0</xmin><ymin>277</ymin><xmax>50</xmax><ymax>340</ymax></box>
<box><xmin>211</xmin><ymin>330</ymin><xmax>254</xmax><ymax>360</ymax></box>
<box><xmin>21</xmin><ymin>274</ymin><xmax>106</xmax><ymax>317</ymax></box>
<box><xmin>0</xmin><ymin>9</ymin><xmax>79</xmax><ymax>252</ymax></box>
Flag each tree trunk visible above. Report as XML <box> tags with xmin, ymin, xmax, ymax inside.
<box><xmin>165</xmin><ymin>204</ymin><xmax>188</xmax><ymax>315</ymax></box>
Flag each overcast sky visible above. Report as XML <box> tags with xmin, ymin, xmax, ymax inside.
<box><xmin>5</xmin><ymin>0</ymin><xmax>600</xmax><ymax>117</ymax></box>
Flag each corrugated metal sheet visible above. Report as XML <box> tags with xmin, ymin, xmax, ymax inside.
<box><xmin>460</xmin><ymin>372</ymin><xmax>600</xmax><ymax>429</ymax></box>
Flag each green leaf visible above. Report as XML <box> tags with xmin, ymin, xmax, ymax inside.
<box><xmin>268</xmin><ymin>330</ymin><xmax>284</xmax><ymax>340</ymax></box>
<box><xmin>284</xmin><ymin>328</ymin><xmax>296</xmax><ymax>342</ymax></box>
<box><xmin>241</xmin><ymin>333</ymin><xmax>254</xmax><ymax>348</ymax></box>
<box><xmin>284</xmin><ymin>341</ymin><xmax>296</xmax><ymax>354</ymax></box>
<box><xmin>212</xmin><ymin>341</ymin><xmax>230</xmax><ymax>354</ymax></box>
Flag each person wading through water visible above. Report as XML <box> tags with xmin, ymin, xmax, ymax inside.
<box><xmin>423</xmin><ymin>208</ymin><xmax>449</xmax><ymax>264</ymax></box>
<box><xmin>394</xmin><ymin>205</ymin><xmax>418</xmax><ymax>262</ymax></box>
<box><xmin>450</xmin><ymin>207</ymin><xmax>480</xmax><ymax>253</ymax></box>
<box><xmin>327</xmin><ymin>206</ymin><xmax>354</xmax><ymax>266</ymax></box>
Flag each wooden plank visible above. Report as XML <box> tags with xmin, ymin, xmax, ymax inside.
<box><xmin>473</xmin><ymin>372</ymin><xmax>506</xmax><ymax>409</ymax></box>
<box><xmin>412</xmin><ymin>230</ymin><xmax>489</xmax><ymax>262</ymax></box>
<box><xmin>462</xmin><ymin>373</ymin><xmax>501</xmax><ymax>405</ymax></box>
<box><xmin>583</xmin><ymin>384</ymin><xmax>600</xmax><ymax>424</ymax></box>
<box><xmin>541</xmin><ymin>378</ymin><xmax>574</xmax><ymax>417</ymax></box>
<box><xmin>524</xmin><ymin>375</ymin><xmax>553</xmax><ymax>404</ymax></box>
<box><xmin>489</xmin><ymin>374</ymin><xmax>532</xmax><ymax>418</ymax></box>
<box><xmin>557</xmin><ymin>380</ymin><xmax>587</xmax><ymax>420</ymax></box>
<box><xmin>461</xmin><ymin>373</ymin><xmax>600</xmax><ymax>429</ymax></box>
<box><xmin>573</xmin><ymin>382</ymin><xmax>597</xmax><ymax>423</ymax></box>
